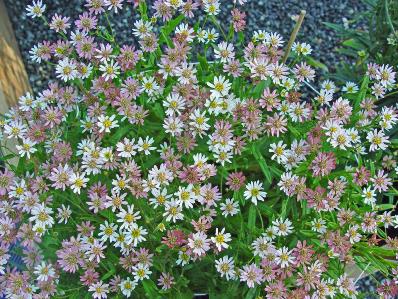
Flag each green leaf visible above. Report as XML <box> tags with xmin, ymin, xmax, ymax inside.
<box><xmin>305</xmin><ymin>56</ymin><xmax>329</xmax><ymax>72</ymax></box>
<box><xmin>142</xmin><ymin>279</ymin><xmax>161</xmax><ymax>298</ymax></box>
<box><xmin>248</xmin><ymin>205</ymin><xmax>256</xmax><ymax>232</ymax></box>
<box><xmin>354</xmin><ymin>75</ymin><xmax>369</xmax><ymax>111</ymax></box>
<box><xmin>251</xmin><ymin>144</ymin><xmax>272</xmax><ymax>184</ymax></box>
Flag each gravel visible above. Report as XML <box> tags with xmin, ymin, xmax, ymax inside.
<box><xmin>4</xmin><ymin>0</ymin><xmax>369</xmax><ymax>94</ymax></box>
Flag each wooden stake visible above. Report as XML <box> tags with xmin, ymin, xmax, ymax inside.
<box><xmin>282</xmin><ymin>10</ymin><xmax>306</xmax><ymax>64</ymax></box>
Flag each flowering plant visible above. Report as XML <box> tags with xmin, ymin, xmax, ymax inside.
<box><xmin>1</xmin><ymin>0</ymin><xmax>398</xmax><ymax>298</ymax></box>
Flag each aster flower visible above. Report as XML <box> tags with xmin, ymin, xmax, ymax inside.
<box><xmin>49</xmin><ymin>14</ymin><xmax>71</xmax><ymax>34</ymax></box>
<box><xmin>239</xmin><ymin>263</ymin><xmax>263</xmax><ymax>288</ymax></box>
<box><xmin>310</xmin><ymin>152</ymin><xmax>336</xmax><ymax>177</ymax></box>
<box><xmin>215</xmin><ymin>256</ymin><xmax>236</xmax><ymax>280</ymax></box>
<box><xmin>119</xmin><ymin>277</ymin><xmax>136</xmax><ymax>297</ymax></box>
<box><xmin>367</xmin><ymin>129</ymin><xmax>389</xmax><ymax>152</ymax></box>
<box><xmin>157</xmin><ymin>272</ymin><xmax>175</xmax><ymax>290</ymax></box>
<box><xmin>211</xmin><ymin>227</ymin><xmax>231</xmax><ymax>251</ymax></box>
<box><xmin>89</xmin><ymin>281</ymin><xmax>109</xmax><ymax>299</ymax></box>
<box><xmin>56</xmin><ymin>58</ymin><xmax>78</xmax><ymax>82</ymax></box>
<box><xmin>220</xmin><ymin>198</ymin><xmax>240</xmax><ymax>217</ymax></box>
<box><xmin>188</xmin><ymin>231</ymin><xmax>211</xmax><ymax>256</ymax></box>
<box><xmin>26</xmin><ymin>0</ymin><xmax>46</xmax><ymax>18</ymax></box>
<box><xmin>244</xmin><ymin>181</ymin><xmax>267</xmax><ymax>205</ymax></box>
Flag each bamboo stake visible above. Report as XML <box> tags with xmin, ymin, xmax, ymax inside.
<box><xmin>282</xmin><ymin>10</ymin><xmax>306</xmax><ymax>64</ymax></box>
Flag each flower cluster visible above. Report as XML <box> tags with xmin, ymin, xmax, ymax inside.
<box><xmin>1</xmin><ymin>0</ymin><xmax>398</xmax><ymax>298</ymax></box>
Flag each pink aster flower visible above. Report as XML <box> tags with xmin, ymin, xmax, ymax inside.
<box><xmin>48</xmin><ymin>164</ymin><xmax>72</xmax><ymax>191</ymax></box>
<box><xmin>226</xmin><ymin>171</ymin><xmax>246</xmax><ymax>191</ymax></box>
<box><xmin>231</xmin><ymin>8</ymin><xmax>246</xmax><ymax>32</ymax></box>
<box><xmin>75</xmin><ymin>12</ymin><xmax>98</xmax><ymax>32</ymax></box>
<box><xmin>310</xmin><ymin>152</ymin><xmax>336</xmax><ymax>177</ymax></box>
<box><xmin>49</xmin><ymin>14</ymin><xmax>71</xmax><ymax>34</ymax></box>
<box><xmin>239</xmin><ymin>263</ymin><xmax>264</xmax><ymax>288</ymax></box>
<box><xmin>370</xmin><ymin>170</ymin><xmax>392</xmax><ymax>192</ymax></box>
<box><xmin>158</xmin><ymin>272</ymin><xmax>175</xmax><ymax>290</ymax></box>
<box><xmin>0</xmin><ymin>169</ymin><xmax>15</xmax><ymax>196</ymax></box>
<box><xmin>162</xmin><ymin>230</ymin><xmax>187</xmax><ymax>248</ymax></box>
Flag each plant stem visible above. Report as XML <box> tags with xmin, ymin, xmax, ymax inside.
<box><xmin>282</xmin><ymin>10</ymin><xmax>306</xmax><ymax>64</ymax></box>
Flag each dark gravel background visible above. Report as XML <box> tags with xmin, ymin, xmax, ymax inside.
<box><xmin>4</xmin><ymin>0</ymin><xmax>386</xmax><ymax>296</ymax></box>
<box><xmin>5</xmin><ymin>0</ymin><xmax>369</xmax><ymax>93</ymax></box>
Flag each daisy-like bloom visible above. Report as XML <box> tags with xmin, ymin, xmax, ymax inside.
<box><xmin>362</xmin><ymin>186</ymin><xmax>376</xmax><ymax>206</ymax></box>
<box><xmin>346</xmin><ymin>225</ymin><xmax>362</xmax><ymax>244</ymax></box>
<box><xmin>336</xmin><ymin>274</ymin><xmax>357</xmax><ymax>298</ymax></box>
<box><xmin>125</xmin><ymin>223</ymin><xmax>148</xmax><ymax>247</ymax></box>
<box><xmin>163</xmin><ymin>93</ymin><xmax>186</xmax><ymax>116</ymax></box>
<box><xmin>370</xmin><ymin>170</ymin><xmax>393</xmax><ymax>192</ymax></box>
<box><xmin>205</xmin><ymin>28</ymin><xmax>219</xmax><ymax>43</ymax></box>
<box><xmin>116</xmin><ymin>204</ymin><xmax>141</xmax><ymax>230</ymax></box>
<box><xmin>207</xmin><ymin>75</ymin><xmax>232</xmax><ymax>98</ymax></box>
<box><xmin>104</xmin><ymin>0</ymin><xmax>123</xmax><ymax>13</ymax></box>
<box><xmin>214</xmin><ymin>42</ymin><xmax>235</xmax><ymax>63</ymax></box>
<box><xmin>26</xmin><ymin>0</ymin><xmax>46</xmax><ymax>18</ymax></box>
<box><xmin>149</xmin><ymin>188</ymin><xmax>170</xmax><ymax>208</ymax></box>
<box><xmin>366</xmin><ymin>129</ymin><xmax>390</xmax><ymax>152</ymax></box>
<box><xmin>86</xmin><ymin>239</ymin><xmax>107</xmax><ymax>262</ymax></box>
<box><xmin>97</xmin><ymin>114</ymin><xmax>119</xmax><ymax>133</ymax></box>
<box><xmin>133</xmin><ymin>19</ymin><xmax>153</xmax><ymax>38</ymax></box>
<box><xmin>275</xmin><ymin>246</ymin><xmax>295</xmax><ymax>268</ymax></box>
<box><xmin>175</xmin><ymin>23</ymin><xmax>195</xmax><ymax>43</ymax></box>
<box><xmin>174</xmin><ymin>185</ymin><xmax>196</xmax><ymax>209</ymax></box>
<box><xmin>265</xmin><ymin>32</ymin><xmax>284</xmax><ymax>47</ymax></box>
<box><xmin>163</xmin><ymin>200</ymin><xmax>184</xmax><ymax>223</ymax></box>
<box><xmin>188</xmin><ymin>231</ymin><xmax>211</xmax><ymax>256</ymax></box>
<box><xmin>211</xmin><ymin>227</ymin><xmax>231</xmax><ymax>251</ymax></box>
<box><xmin>116</xmin><ymin>138</ymin><xmax>138</xmax><ymax>158</ymax></box>
<box><xmin>311</xmin><ymin>218</ymin><xmax>327</xmax><ymax>234</ymax></box>
<box><xmin>251</xmin><ymin>235</ymin><xmax>275</xmax><ymax>258</ymax></box>
<box><xmin>57</xmin><ymin>204</ymin><xmax>72</xmax><ymax>224</ymax></box>
<box><xmin>34</xmin><ymin>262</ymin><xmax>55</xmax><ymax>281</ymax></box>
<box><xmin>148</xmin><ymin>164</ymin><xmax>174</xmax><ymax>186</ymax></box>
<box><xmin>69</xmin><ymin>172</ymin><xmax>89</xmax><ymax>194</ymax></box>
<box><xmin>56</xmin><ymin>58</ymin><xmax>78</xmax><ymax>82</ymax></box>
<box><xmin>29</xmin><ymin>203</ymin><xmax>54</xmax><ymax>228</ymax></box>
<box><xmin>141</xmin><ymin>76</ymin><xmax>160</xmax><ymax>96</ymax></box>
<box><xmin>272</xmin><ymin>218</ymin><xmax>293</xmax><ymax>236</ymax></box>
<box><xmin>269</xmin><ymin>141</ymin><xmax>287</xmax><ymax>164</ymax></box>
<box><xmin>137</xmin><ymin>136</ymin><xmax>156</xmax><ymax>155</ymax></box>
<box><xmin>49</xmin><ymin>164</ymin><xmax>72</xmax><ymax>191</ymax></box>
<box><xmin>132</xmin><ymin>264</ymin><xmax>152</xmax><ymax>281</ymax></box>
<box><xmin>163</xmin><ymin>116</ymin><xmax>184</xmax><ymax>137</ymax></box>
<box><xmin>189</xmin><ymin>109</ymin><xmax>210</xmax><ymax>137</ymax></box>
<box><xmin>175</xmin><ymin>62</ymin><xmax>197</xmax><ymax>84</ymax></box>
<box><xmin>49</xmin><ymin>14</ymin><xmax>71</xmax><ymax>34</ymax></box>
<box><xmin>157</xmin><ymin>272</ymin><xmax>175</xmax><ymax>290</ymax></box>
<box><xmin>89</xmin><ymin>281</ymin><xmax>109</xmax><ymax>299</ymax></box>
<box><xmin>342</xmin><ymin>81</ymin><xmax>359</xmax><ymax>94</ymax></box>
<box><xmin>119</xmin><ymin>277</ymin><xmax>136</xmax><ymax>297</ymax></box>
<box><xmin>204</xmin><ymin>0</ymin><xmax>220</xmax><ymax>15</ymax></box>
<box><xmin>376</xmin><ymin>64</ymin><xmax>396</xmax><ymax>87</ymax></box>
<box><xmin>239</xmin><ymin>263</ymin><xmax>263</xmax><ymax>288</ymax></box>
<box><xmin>330</xmin><ymin>128</ymin><xmax>352</xmax><ymax>150</ymax></box>
<box><xmin>220</xmin><ymin>198</ymin><xmax>240</xmax><ymax>217</ymax></box>
<box><xmin>226</xmin><ymin>171</ymin><xmax>246</xmax><ymax>191</ymax></box>
<box><xmin>244</xmin><ymin>181</ymin><xmax>267</xmax><ymax>205</ymax></box>
<box><xmin>292</xmin><ymin>42</ymin><xmax>312</xmax><ymax>56</ymax></box>
<box><xmin>215</xmin><ymin>256</ymin><xmax>236</xmax><ymax>280</ymax></box>
<box><xmin>310</xmin><ymin>152</ymin><xmax>336</xmax><ymax>177</ymax></box>
<box><xmin>16</xmin><ymin>138</ymin><xmax>37</xmax><ymax>159</ymax></box>
<box><xmin>99</xmin><ymin>60</ymin><xmax>121</xmax><ymax>81</ymax></box>
<box><xmin>99</xmin><ymin>221</ymin><xmax>118</xmax><ymax>243</ymax></box>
